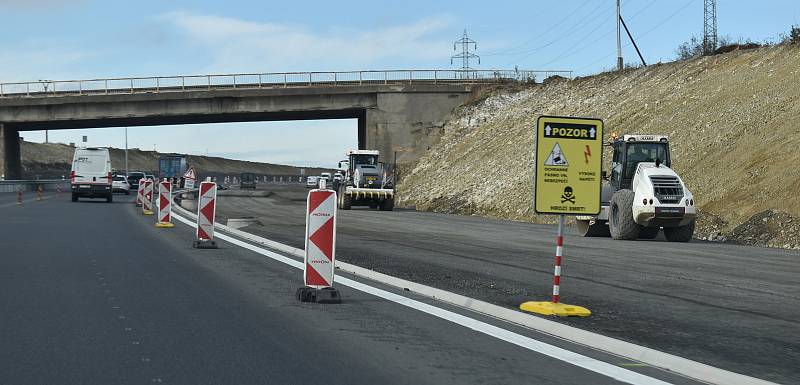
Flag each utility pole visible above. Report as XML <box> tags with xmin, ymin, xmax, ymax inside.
<box><xmin>451</xmin><ymin>29</ymin><xmax>480</xmax><ymax>76</ymax></box>
<box><xmin>703</xmin><ymin>0</ymin><xmax>718</xmax><ymax>54</ymax></box>
<box><xmin>124</xmin><ymin>127</ymin><xmax>129</xmax><ymax>176</ymax></box>
<box><xmin>616</xmin><ymin>0</ymin><xmax>623</xmax><ymax>70</ymax></box>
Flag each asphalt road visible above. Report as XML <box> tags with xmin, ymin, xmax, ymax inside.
<box><xmin>211</xmin><ymin>184</ymin><xmax>800</xmax><ymax>384</ymax></box>
<box><xmin>0</xmin><ymin>191</ymin><xmax>702</xmax><ymax>385</ymax></box>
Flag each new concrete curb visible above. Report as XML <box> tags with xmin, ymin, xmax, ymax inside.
<box><xmin>171</xmin><ymin>195</ymin><xmax>778</xmax><ymax>385</ymax></box>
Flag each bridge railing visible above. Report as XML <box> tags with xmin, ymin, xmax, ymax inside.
<box><xmin>0</xmin><ymin>69</ymin><xmax>571</xmax><ymax>98</ymax></box>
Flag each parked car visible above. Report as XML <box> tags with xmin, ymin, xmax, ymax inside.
<box><xmin>127</xmin><ymin>171</ymin><xmax>146</xmax><ymax>189</ymax></box>
<box><xmin>112</xmin><ymin>175</ymin><xmax>131</xmax><ymax>195</ymax></box>
<box><xmin>145</xmin><ymin>174</ymin><xmax>156</xmax><ymax>182</ymax></box>
<box><xmin>306</xmin><ymin>176</ymin><xmax>319</xmax><ymax>188</ymax></box>
<box><xmin>217</xmin><ymin>184</ymin><xmax>229</xmax><ymax>190</ymax></box>
<box><xmin>70</xmin><ymin>147</ymin><xmax>113</xmax><ymax>203</ymax></box>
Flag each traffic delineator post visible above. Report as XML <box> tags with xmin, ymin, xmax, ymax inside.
<box><xmin>193</xmin><ymin>179</ymin><xmax>218</xmax><ymax>249</ymax></box>
<box><xmin>36</xmin><ymin>185</ymin><xmax>43</xmax><ymax>201</ymax></box>
<box><xmin>297</xmin><ymin>185</ymin><xmax>341</xmax><ymax>304</ymax></box>
<box><xmin>519</xmin><ymin>215</ymin><xmax>591</xmax><ymax>317</ymax></box>
<box><xmin>155</xmin><ymin>179</ymin><xmax>175</xmax><ymax>228</ymax></box>
<box><xmin>17</xmin><ymin>189</ymin><xmax>23</xmax><ymax>205</ymax></box>
<box><xmin>142</xmin><ymin>179</ymin><xmax>154</xmax><ymax>215</ymax></box>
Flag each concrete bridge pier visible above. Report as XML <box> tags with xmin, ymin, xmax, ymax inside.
<box><xmin>364</xmin><ymin>90</ymin><xmax>471</xmax><ymax>166</ymax></box>
<box><xmin>0</xmin><ymin>124</ymin><xmax>22</xmax><ymax>180</ymax></box>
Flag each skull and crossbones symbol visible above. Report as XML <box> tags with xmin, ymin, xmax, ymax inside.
<box><xmin>561</xmin><ymin>186</ymin><xmax>576</xmax><ymax>204</ymax></box>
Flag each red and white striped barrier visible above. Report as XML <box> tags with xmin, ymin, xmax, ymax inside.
<box><xmin>552</xmin><ymin>230</ymin><xmax>563</xmax><ymax>303</ymax></box>
<box><xmin>142</xmin><ymin>179</ymin><xmax>154</xmax><ymax>215</ymax></box>
<box><xmin>297</xmin><ymin>186</ymin><xmax>341</xmax><ymax>303</ymax></box>
<box><xmin>193</xmin><ymin>180</ymin><xmax>218</xmax><ymax>249</ymax></box>
<box><xmin>135</xmin><ymin>181</ymin><xmax>144</xmax><ymax>206</ymax></box>
<box><xmin>155</xmin><ymin>179</ymin><xmax>175</xmax><ymax>228</ymax></box>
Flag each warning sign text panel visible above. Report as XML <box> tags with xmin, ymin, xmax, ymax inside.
<box><xmin>535</xmin><ymin>116</ymin><xmax>603</xmax><ymax>215</ymax></box>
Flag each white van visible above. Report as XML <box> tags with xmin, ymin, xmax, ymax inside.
<box><xmin>70</xmin><ymin>147</ymin><xmax>113</xmax><ymax>202</ymax></box>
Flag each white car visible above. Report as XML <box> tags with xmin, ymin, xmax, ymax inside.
<box><xmin>112</xmin><ymin>175</ymin><xmax>131</xmax><ymax>195</ymax></box>
<box><xmin>306</xmin><ymin>176</ymin><xmax>319</xmax><ymax>188</ymax></box>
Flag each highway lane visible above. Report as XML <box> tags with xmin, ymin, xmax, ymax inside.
<box><xmin>0</xmin><ymin>192</ymin><xmax>700</xmax><ymax>384</ymax></box>
<box><xmin>211</xmin><ymin>185</ymin><xmax>800</xmax><ymax>384</ymax></box>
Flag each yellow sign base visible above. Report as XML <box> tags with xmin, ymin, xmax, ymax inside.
<box><xmin>519</xmin><ymin>301</ymin><xmax>591</xmax><ymax>317</ymax></box>
<box><xmin>155</xmin><ymin>222</ymin><xmax>175</xmax><ymax>228</ymax></box>
<box><xmin>143</xmin><ymin>210</ymin><xmax>154</xmax><ymax>216</ymax></box>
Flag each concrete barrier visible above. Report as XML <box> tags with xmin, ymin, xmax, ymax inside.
<box><xmin>0</xmin><ymin>180</ymin><xmax>69</xmax><ymax>193</ymax></box>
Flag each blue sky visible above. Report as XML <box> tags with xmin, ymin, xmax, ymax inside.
<box><xmin>2</xmin><ymin>0</ymin><xmax>798</xmax><ymax>167</ymax></box>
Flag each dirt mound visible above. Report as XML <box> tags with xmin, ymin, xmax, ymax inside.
<box><xmin>398</xmin><ymin>44</ymin><xmax>800</xmax><ymax>249</ymax></box>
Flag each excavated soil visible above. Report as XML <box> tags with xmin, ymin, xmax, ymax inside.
<box><xmin>398</xmin><ymin>44</ymin><xmax>800</xmax><ymax>250</ymax></box>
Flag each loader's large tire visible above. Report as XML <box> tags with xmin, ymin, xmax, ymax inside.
<box><xmin>341</xmin><ymin>193</ymin><xmax>352</xmax><ymax>210</ymax></box>
<box><xmin>609</xmin><ymin>189</ymin><xmax>640</xmax><ymax>240</ymax></box>
<box><xmin>638</xmin><ymin>227</ymin><xmax>660</xmax><ymax>239</ymax></box>
<box><xmin>576</xmin><ymin>220</ymin><xmax>610</xmax><ymax>237</ymax></box>
<box><xmin>664</xmin><ymin>221</ymin><xmax>695</xmax><ymax>242</ymax></box>
<box><xmin>379</xmin><ymin>197</ymin><xmax>394</xmax><ymax>211</ymax></box>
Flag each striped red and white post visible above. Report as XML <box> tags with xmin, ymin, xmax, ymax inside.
<box><xmin>193</xmin><ymin>180</ymin><xmax>218</xmax><ymax>248</ymax></box>
<box><xmin>303</xmin><ymin>189</ymin><xmax>337</xmax><ymax>288</ymax></box>
<box><xmin>552</xmin><ymin>215</ymin><xmax>564</xmax><ymax>303</ymax></box>
<box><xmin>155</xmin><ymin>179</ymin><xmax>174</xmax><ymax>228</ymax></box>
<box><xmin>135</xmin><ymin>181</ymin><xmax>144</xmax><ymax>206</ymax></box>
<box><xmin>142</xmin><ymin>179</ymin><xmax>154</xmax><ymax>215</ymax></box>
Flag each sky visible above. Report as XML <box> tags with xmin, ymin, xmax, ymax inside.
<box><xmin>1</xmin><ymin>0</ymin><xmax>798</xmax><ymax>168</ymax></box>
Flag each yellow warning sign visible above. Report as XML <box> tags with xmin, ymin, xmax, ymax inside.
<box><xmin>535</xmin><ymin>116</ymin><xmax>603</xmax><ymax>215</ymax></box>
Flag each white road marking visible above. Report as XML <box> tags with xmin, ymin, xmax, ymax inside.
<box><xmin>171</xmin><ymin>213</ymin><xmax>673</xmax><ymax>385</ymax></box>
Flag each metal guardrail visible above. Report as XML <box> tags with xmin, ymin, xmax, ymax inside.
<box><xmin>0</xmin><ymin>69</ymin><xmax>572</xmax><ymax>98</ymax></box>
<box><xmin>0</xmin><ymin>180</ymin><xmax>69</xmax><ymax>193</ymax></box>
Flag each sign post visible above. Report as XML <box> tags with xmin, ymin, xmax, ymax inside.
<box><xmin>520</xmin><ymin>115</ymin><xmax>603</xmax><ymax>317</ymax></box>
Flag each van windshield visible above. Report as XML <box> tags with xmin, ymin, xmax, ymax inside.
<box><xmin>74</xmin><ymin>155</ymin><xmax>107</xmax><ymax>174</ymax></box>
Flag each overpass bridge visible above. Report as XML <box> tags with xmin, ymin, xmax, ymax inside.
<box><xmin>0</xmin><ymin>69</ymin><xmax>570</xmax><ymax>179</ymax></box>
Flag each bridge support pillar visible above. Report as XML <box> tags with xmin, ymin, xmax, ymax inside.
<box><xmin>0</xmin><ymin>124</ymin><xmax>22</xmax><ymax>180</ymax></box>
<box><xmin>364</xmin><ymin>90</ymin><xmax>472</xmax><ymax>166</ymax></box>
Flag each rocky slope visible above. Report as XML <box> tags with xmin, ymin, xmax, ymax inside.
<box><xmin>398</xmin><ymin>44</ymin><xmax>800</xmax><ymax>249</ymax></box>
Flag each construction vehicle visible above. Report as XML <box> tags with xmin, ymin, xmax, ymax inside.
<box><xmin>336</xmin><ymin>150</ymin><xmax>394</xmax><ymax>211</ymax></box>
<box><xmin>576</xmin><ymin>134</ymin><xmax>696</xmax><ymax>242</ymax></box>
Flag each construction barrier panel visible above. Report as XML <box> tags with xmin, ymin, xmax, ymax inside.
<box><xmin>155</xmin><ymin>179</ymin><xmax>174</xmax><ymax>228</ymax></box>
<box><xmin>136</xmin><ymin>181</ymin><xmax>144</xmax><ymax>206</ymax></box>
<box><xmin>142</xmin><ymin>179</ymin><xmax>154</xmax><ymax>215</ymax></box>
<box><xmin>193</xmin><ymin>180</ymin><xmax>217</xmax><ymax>248</ymax></box>
<box><xmin>297</xmin><ymin>187</ymin><xmax>340</xmax><ymax>303</ymax></box>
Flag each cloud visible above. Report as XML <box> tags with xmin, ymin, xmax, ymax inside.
<box><xmin>159</xmin><ymin>11</ymin><xmax>454</xmax><ymax>71</ymax></box>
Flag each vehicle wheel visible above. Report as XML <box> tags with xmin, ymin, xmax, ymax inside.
<box><xmin>71</xmin><ymin>193</ymin><xmax>78</xmax><ymax>202</ymax></box>
<box><xmin>341</xmin><ymin>193</ymin><xmax>352</xmax><ymax>210</ymax></box>
<box><xmin>638</xmin><ymin>227</ymin><xmax>660</xmax><ymax>239</ymax></box>
<box><xmin>609</xmin><ymin>189</ymin><xmax>639</xmax><ymax>240</ymax></box>
<box><xmin>664</xmin><ymin>221</ymin><xmax>695</xmax><ymax>242</ymax></box>
<box><xmin>576</xmin><ymin>219</ymin><xmax>610</xmax><ymax>237</ymax></box>
<box><xmin>106</xmin><ymin>194</ymin><xmax>113</xmax><ymax>203</ymax></box>
<box><xmin>379</xmin><ymin>198</ymin><xmax>394</xmax><ymax>211</ymax></box>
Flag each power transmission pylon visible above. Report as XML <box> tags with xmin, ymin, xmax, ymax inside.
<box><xmin>703</xmin><ymin>0</ymin><xmax>718</xmax><ymax>54</ymax></box>
<box><xmin>451</xmin><ymin>29</ymin><xmax>480</xmax><ymax>74</ymax></box>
